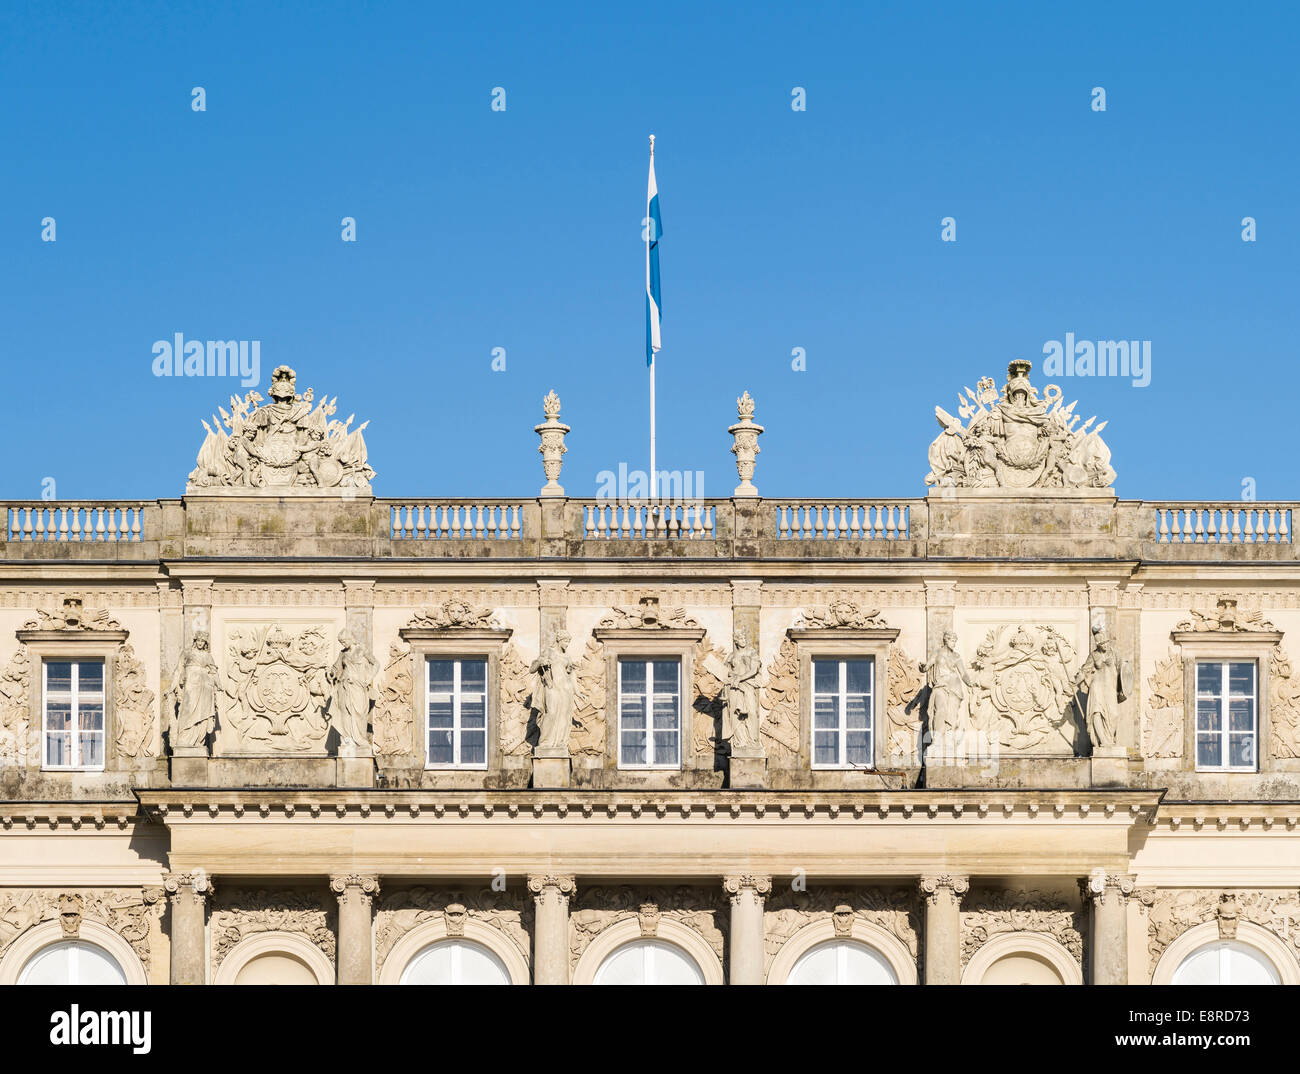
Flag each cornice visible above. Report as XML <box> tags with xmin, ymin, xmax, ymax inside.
<box><xmin>0</xmin><ymin>800</ymin><xmax>143</xmax><ymax>830</ymax></box>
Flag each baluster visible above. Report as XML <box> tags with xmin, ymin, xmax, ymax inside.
<box><xmin>814</xmin><ymin>505</ymin><xmax>824</xmax><ymax>539</ymax></box>
<box><xmin>107</xmin><ymin>509</ymin><xmax>118</xmax><ymax>542</ymax></box>
<box><xmin>511</xmin><ymin>505</ymin><xmax>520</xmax><ymax>538</ymax></box>
<box><xmin>1243</xmin><ymin>509</ymin><xmax>1255</xmax><ymax>544</ymax></box>
<box><xmin>24</xmin><ymin>507</ymin><xmax>34</xmax><ymax>542</ymax></box>
<box><xmin>778</xmin><ymin>505</ymin><xmax>788</xmax><ymax>539</ymax></box>
<box><xmin>1207</xmin><ymin>510</ymin><xmax>1218</xmax><ymax>543</ymax></box>
<box><xmin>36</xmin><ymin>508</ymin><xmax>46</xmax><ymax>541</ymax></box>
<box><xmin>596</xmin><ymin>504</ymin><xmax>606</xmax><ymax>538</ymax></box>
<box><xmin>900</xmin><ymin>505</ymin><xmax>909</xmax><ymax>538</ymax></box>
<box><xmin>1281</xmin><ymin>510</ymin><xmax>1291</xmax><ymax>544</ymax></box>
<box><xmin>71</xmin><ymin>509</ymin><xmax>82</xmax><ymax>542</ymax></box>
<box><xmin>1230</xmin><ymin>509</ymin><xmax>1241</xmax><ymax>543</ymax></box>
<box><xmin>887</xmin><ymin>505</ymin><xmax>898</xmax><ymax>539</ymax></box>
<box><xmin>1193</xmin><ymin>510</ymin><xmax>1204</xmax><ymax>543</ymax></box>
<box><xmin>1267</xmin><ymin>510</ymin><xmax>1279</xmax><ymax>543</ymax></box>
<box><xmin>1170</xmin><ymin>510</ymin><xmax>1181</xmax><ymax>543</ymax></box>
<box><xmin>1157</xmin><ymin>509</ymin><xmax>1169</xmax><ymax>543</ymax></box>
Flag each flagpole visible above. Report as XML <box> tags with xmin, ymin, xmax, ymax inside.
<box><xmin>648</xmin><ymin>133</ymin><xmax>657</xmax><ymax>504</ymax></box>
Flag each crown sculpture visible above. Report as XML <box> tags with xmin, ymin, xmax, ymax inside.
<box><xmin>187</xmin><ymin>365</ymin><xmax>376</xmax><ymax>492</ymax></box>
<box><xmin>924</xmin><ymin>360</ymin><xmax>1116</xmax><ymax>490</ymax></box>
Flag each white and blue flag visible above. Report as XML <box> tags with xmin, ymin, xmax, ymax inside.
<box><xmin>645</xmin><ymin>139</ymin><xmax>662</xmax><ymax>366</ymax></box>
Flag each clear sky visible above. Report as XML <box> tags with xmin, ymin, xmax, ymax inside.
<box><xmin>2</xmin><ymin>1</ymin><xmax>1296</xmax><ymax>502</ymax></box>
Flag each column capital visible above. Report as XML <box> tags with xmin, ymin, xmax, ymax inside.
<box><xmin>330</xmin><ymin>874</ymin><xmax>381</xmax><ymax>899</ymax></box>
<box><xmin>527</xmin><ymin>874</ymin><xmax>577</xmax><ymax>898</ymax></box>
<box><xmin>918</xmin><ymin>874</ymin><xmax>969</xmax><ymax>903</ymax></box>
<box><xmin>1080</xmin><ymin>871</ymin><xmax>1136</xmax><ymax>903</ymax></box>
<box><xmin>163</xmin><ymin>869</ymin><xmax>214</xmax><ymax>897</ymax></box>
<box><xmin>722</xmin><ymin>874</ymin><xmax>772</xmax><ymax>899</ymax></box>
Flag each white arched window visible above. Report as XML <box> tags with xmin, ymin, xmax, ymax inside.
<box><xmin>399</xmin><ymin>940</ymin><xmax>511</xmax><ymax>985</ymax></box>
<box><xmin>1172</xmin><ymin>941</ymin><xmax>1281</xmax><ymax>985</ymax></box>
<box><xmin>19</xmin><ymin>940</ymin><xmax>127</xmax><ymax>985</ymax></box>
<box><xmin>594</xmin><ymin>940</ymin><xmax>706</xmax><ymax>985</ymax></box>
<box><xmin>786</xmin><ymin>940</ymin><xmax>898</xmax><ymax>985</ymax></box>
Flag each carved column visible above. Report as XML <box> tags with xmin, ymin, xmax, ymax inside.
<box><xmin>1083</xmin><ymin>872</ymin><xmax>1134</xmax><ymax>985</ymax></box>
<box><xmin>919</xmin><ymin>874</ymin><xmax>968</xmax><ymax>984</ymax></box>
<box><xmin>529</xmin><ymin>874</ymin><xmax>575</xmax><ymax>985</ymax></box>
<box><xmin>164</xmin><ymin>870</ymin><xmax>213</xmax><ymax>985</ymax></box>
<box><xmin>331</xmin><ymin>874</ymin><xmax>380</xmax><ymax>985</ymax></box>
<box><xmin>723</xmin><ymin>874</ymin><xmax>771</xmax><ymax>984</ymax></box>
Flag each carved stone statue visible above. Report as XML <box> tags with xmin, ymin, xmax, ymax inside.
<box><xmin>924</xmin><ymin>361</ymin><xmax>1116</xmax><ymax>489</ymax></box>
<box><xmin>328</xmin><ymin>630</ymin><xmax>377</xmax><ymax>750</ymax></box>
<box><xmin>532</xmin><ymin>625</ymin><xmax>577</xmax><ymax>752</ymax></box>
<box><xmin>187</xmin><ymin>365</ymin><xmax>376</xmax><ymax>491</ymax></box>
<box><xmin>924</xmin><ymin>631</ymin><xmax>971</xmax><ymax>741</ymax></box>
<box><xmin>168</xmin><ymin>631</ymin><xmax>219</xmax><ymax>750</ymax></box>
<box><xmin>1070</xmin><ymin>625</ymin><xmax>1130</xmax><ymax>749</ymax></box>
<box><xmin>725</xmin><ymin>626</ymin><xmax>763</xmax><ymax>751</ymax></box>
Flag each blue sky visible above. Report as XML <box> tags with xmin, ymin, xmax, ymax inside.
<box><xmin>1</xmin><ymin>1</ymin><xmax>1296</xmax><ymax>501</ymax></box>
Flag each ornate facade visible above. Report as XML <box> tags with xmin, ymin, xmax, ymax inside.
<box><xmin>2</xmin><ymin>362</ymin><xmax>1299</xmax><ymax>986</ymax></box>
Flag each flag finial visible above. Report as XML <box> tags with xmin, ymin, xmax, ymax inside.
<box><xmin>649</xmin><ymin>134</ymin><xmax>655</xmax><ymax>156</ymax></box>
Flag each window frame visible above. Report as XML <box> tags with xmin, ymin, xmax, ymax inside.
<box><xmin>423</xmin><ymin>655</ymin><xmax>489</xmax><ymax>770</ymax></box>
<box><xmin>1193</xmin><ymin>659</ymin><xmax>1257</xmax><ymax>773</ymax></box>
<box><xmin>41</xmin><ymin>658</ymin><xmax>106</xmax><ymax>771</ymax></box>
<box><xmin>810</xmin><ymin>655</ymin><xmax>875</xmax><ymax>770</ymax></box>
<box><xmin>616</xmin><ymin>656</ymin><xmax>683</xmax><ymax>770</ymax></box>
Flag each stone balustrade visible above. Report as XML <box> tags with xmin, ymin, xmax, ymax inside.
<box><xmin>4</xmin><ymin>502</ymin><xmax>155</xmax><ymax>544</ymax></box>
<box><xmin>1153</xmin><ymin>502</ymin><xmax>1293</xmax><ymax>545</ymax></box>
<box><xmin>774</xmin><ymin>500</ymin><xmax>913</xmax><ymax>540</ymax></box>
<box><xmin>2</xmin><ymin>496</ymin><xmax>1298</xmax><ymax>562</ymax></box>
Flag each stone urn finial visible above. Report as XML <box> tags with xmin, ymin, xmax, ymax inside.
<box><xmin>535</xmin><ymin>390</ymin><xmax>570</xmax><ymax>498</ymax></box>
<box><xmin>729</xmin><ymin>391</ymin><xmax>764</xmax><ymax>498</ymax></box>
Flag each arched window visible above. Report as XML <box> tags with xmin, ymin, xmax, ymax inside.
<box><xmin>1172</xmin><ymin>941</ymin><xmax>1281</xmax><ymax>985</ymax></box>
<box><xmin>594</xmin><ymin>940</ymin><xmax>706</xmax><ymax>985</ymax></box>
<box><xmin>19</xmin><ymin>940</ymin><xmax>127</xmax><ymax>986</ymax></box>
<box><xmin>786</xmin><ymin>940</ymin><xmax>898</xmax><ymax>985</ymax></box>
<box><xmin>399</xmin><ymin>940</ymin><xmax>511</xmax><ymax>986</ymax></box>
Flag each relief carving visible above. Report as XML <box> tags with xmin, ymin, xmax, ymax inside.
<box><xmin>961</xmin><ymin>890</ymin><xmax>1084</xmax><ymax>967</ymax></box>
<box><xmin>570</xmin><ymin>886</ymin><xmax>727</xmax><ymax>969</ymax></box>
<box><xmin>764</xmin><ymin>888</ymin><xmax>918</xmax><ymax>975</ymax></box>
<box><xmin>327</xmin><ymin>630</ymin><xmax>377</xmax><ymax>750</ymax></box>
<box><xmin>759</xmin><ymin>636</ymin><xmax>799</xmax><ymax>765</ymax></box>
<box><xmin>187</xmin><ymin>365</ymin><xmax>375</xmax><ymax>491</ymax></box>
<box><xmin>1143</xmin><ymin>650</ymin><xmax>1184</xmax><ymax>759</ymax></box>
<box><xmin>792</xmin><ymin>600</ymin><xmax>888</xmax><ymax>630</ymax></box>
<box><xmin>498</xmin><ymin>642</ymin><xmax>534</xmax><ymax>757</ymax></box>
<box><xmin>373</xmin><ymin>886</ymin><xmax>529</xmax><ymax>971</ymax></box>
<box><xmin>692</xmin><ymin>636</ymin><xmax>727</xmax><ymax>760</ymax></box>
<box><xmin>113</xmin><ymin>643</ymin><xmax>157</xmax><ymax>759</ymax></box>
<box><xmin>597</xmin><ymin>597</ymin><xmax>700</xmax><ymax>631</ymax></box>
<box><xmin>1176</xmin><ymin>597</ymin><xmax>1275</xmax><ymax>633</ymax></box>
<box><xmin>532</xmin><ymin>624</ymin><xmax>577</xmax><ymax>752</ymax></box>
<box><xmin>966</xmin><ymin>624</ymin><xmax>1082</xmax><ymax>754</ymax></box>
<box><xmin>210</xmin><ymin>889</ymin><xmax>335</xmax><ymax>969</ymax></box>
<box><xmin>1070</xmin><ymin>624</ymin><xmax>1131</xmax><ymax>750</ymax></box>
<box><xmin>405</xmin><ymin>599</ymin><xmax>500</xmax><ymax>631</ymax></box>
<box><xmin>885</xmin><ymin>647</ymin><xmax>926</xmax><ymax>764</ymax></box>
<box><xmin>22</xmin><ymin>598</ymin><xmax>122</xmax><ymax>632</ymax></box>
<box><xmin>570</xmin><ymin>637</ymin><xmax>606</xmax><ymax>757</ymax></box>
<box><xmin>165</xmin><ymin>630</ymin><xmax>219</xmax><ymax>751</ymax></box>
<box><xmin>924</xmin><ymin>360</ymin><xmax>1115</xmax><ymax>489</ymax></box>
<box><xmin>0</xmin><ymin>889</ymin><xmax>161</xmax><ymax>972</ymax></box>
<box><xmin>1145</xmin><ymin>889</ymin><xmax>1300</xmax><ymax>975</ymax></box>
<box><xmin>372</xmin><ymin>643</ymin><xmax>414</xmax><ymax>758</ymax></box>
<box><xmin>724</xmin><ymin>625</ymin><xmax>763</xmax><ymax>753</ymax></box>
<box><xmin>1269</xmin><ymin>647</ymin><xmax>1300</xmax><ymax>759</ymax></box>
<box><xmin>0</xmin><ymin>647</ymin><xmax>33</xmax><ymax>766</ymax></box>
<box><xmin>220</xmin><ymin>624</ymin><xmax>331</xmax><ymax>753</ymax></box>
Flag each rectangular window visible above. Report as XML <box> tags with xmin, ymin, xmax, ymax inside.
<box><xmin>43</xmin><ymin>660</ymin><xmax>105</xmax><ymax>770</ymax></box>
<box><xmin>811</xmin><ymin>657</ymin><xmax>874</xmax><ymax>769</ymax></box>
<box><xmin>425</xmin><ymin>657</ymin><xmax>488</xmax><ymax>768</ymax></box>
<box><xmin>1195</xmin><ymin>660</ymin><xmax>1257</xmax><ymax>771</ymax></box>
<box><xmin>618</xmin><ymin>658</ymin><xmax>681</xmax><ymax>768</ymax></box>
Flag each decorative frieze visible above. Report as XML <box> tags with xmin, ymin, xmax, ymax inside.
<box><xmin>569</xmin><ymin>885</ymin><xmax>727</xmax><ymax>968</ymax></box>
<box><xmin>764</xmin><ymin>887</ymin><xmax>918</xmax><ymax>975</ymax></box>
<box><xmin>0</xmin><ymin>888</ymin><xmax>162</xmax><ymax>972</ymax></box>
<box><xmin>209</xmin><ymin>888</ymin><xmax>335</xmax><ymax>970</ymax></box>
<box><xmin>373</xmin><ymin>886</ymin><xmax>530</xmax><ymax>972</ymax></box>
<box><xmin>1143</xmin><ymin>889</ymin><xmax>1300</xmax><ymax>975</ymax></box>
<box><xmin>960</xmin><ymin>890</ymin><xmax>1084</xmax><ymax>968</ymax></box>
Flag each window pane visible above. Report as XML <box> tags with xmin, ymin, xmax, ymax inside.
<box><xmin>813</xmin><ymin>732</ymin><xmax>839</xmax><ymax>767</ymax></box>
<box><xmin>620</xmin><ymin>660</ymin><xmax>647</xmax><ymax>691</ymax></box>
<box><xmin>652</xmin><ymin>660</ymin><xmax>679</xmax><ymax>694</ymax></box>
<box><xmin>45</xmin><ymin>698</ymin><xmax>71</xmax><ymax>733</ymax></box>
<box><xmin>77</xmin><ymin>661</ymin><xmax>104</xmax><ymax>692</ymax></box>
<box><xmin>813</xmin><ymin>659</ymin><xmax>839</xmax><ymax>693</ymax></box>
<box><xmin>621</xmin><ymin>733</ymin><xmax>646</xmax><ymax>767</ymax></box>
<box><xmin>428</xmin><ymin>697</ymin><xmax>454</xmax><ymax>728</ymax></box>
<box><xmin>460</xmin><ymin>659</ymin><xmax>487</xmax><ymax>693</ymax></box>
<box><xmin>845</xmin><ymin>693</ymin><xmax>870</xmax><ymax>731</ymax></box>
<box><xmin>461</xmin><ymin>730</ymin><xmax>486</xmax><ymax>766</ymax></box>
<box><xmin>846</xmin><ymin>731</ymin><xmax>872</xmax><ymax>767</ymax></box>
<box><xmin>620</xmin><ymin>693</ymin><xmax>646</xmax><ymax>730</ymax></box>
<box><xmin>1228</xmin><ymin>734</ymin><xmax>1255</xmax><ymax>769</ymax></box>
<box><xmin>1195</xmin><ymin>662</ymin><xmax>1222</xmax><ymax>695</ymax></box>
<box><xmin>460</xmin><ymin>693</ymin><xmax>486</xmax><ymax>729</ymax></box>
<box><xmin>46</xmin><ymin>662</ymin><xmax>73</xmax><ymax>693</ymax></box>
<box><xmin>813</xmin><ymin>694</ymin><xmax>838</xmax><ymax>730</ymax></box>
<box><xmin>652</xmin><ymin>730</ymin><xmax>679</xmax><ymax>767</ymax></box>
<box><xmin>427</xmin><ymin>660</ymin><xmax>455</xmax><ymax>693</ymax></box>
<box><xmin>845</xmin><ymin>659</ymin><xmax>872</xmax><ymax>695</ymax></box>
<box><xmin>79</xmin><ymin>733</ymin><xmax>104</xmax><ymax>769</ymax></box>
<box><xmin>1196</xmin><ymin>735</ymin><xmax>1222</xmax><ymax>768</ymax></box>
<box><xmin>1228</xmin><ymin>697</ymin><xmax>1254</xmax><ymax>732</ymax></box>
<box><xmin>652</xmin><ymin>692</ymin><xmax>678</xmax><ymax>732</ymax></box>
<box><xmin>428</xmin><ymin>729</ymin><xmax>453</xmax><ymax>765</ymax></box>
<box><xmin>46</xmin><ymin>732</ymin><xmax>71</xmax><ymax>767</ymax></box>
<box><xmin>78</xmin><ymin>701</ymin><xmax>104</xmax><ymax>732</ymax></box>
<box><xmin>1196</xmin><ymin>697</ymin><xmax>1220</xmax><ymax>732</ymax></box>
<box><xmin>1228</xmin><ymin>662</ymin><xmax>1256</xmax><ymax>697</ymax></box>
